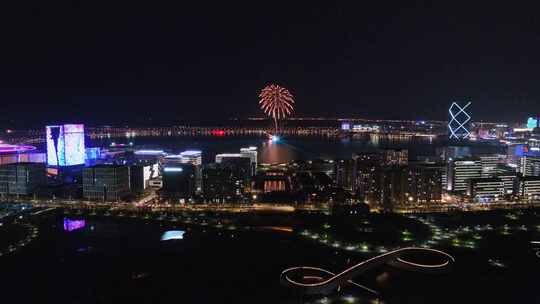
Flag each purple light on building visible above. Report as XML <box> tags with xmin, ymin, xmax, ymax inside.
<box><xmin>63</xmin><ymin>218</ymin><xmax>86</xmax><ymax>232</ymax></box>
<box><xmin>0</xmin><ymin>144</ymin><xmax>36</xmax><ymax>154</ymax></box>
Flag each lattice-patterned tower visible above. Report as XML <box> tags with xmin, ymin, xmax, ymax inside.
<box><xmin>448</xmin><ymin>102</ymin><xmax>471</xmax><ymax>139</ymax></box>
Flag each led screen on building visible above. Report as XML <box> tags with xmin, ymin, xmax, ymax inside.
<box><xmin>528</xmin><ymin>117</ymin><xmax>539</xmax><ymax>129</ymax></box>
<box><xmin>46</xmin><ymin>124</ymin><xmax>85</xmax><ymax>166</ymax></box>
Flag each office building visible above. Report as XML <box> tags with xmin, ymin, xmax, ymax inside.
<box><xmin>130</xmin><ymin>163</ymin><xmax>159</xmax><ymax>193</ymax></box>
<box><xmin>353</xmin><ymin>152</ymin><xmax>384</xmax><ymax>203</ymax></box>
<box><xmin>162</xmin><ymin>164</ymin><xmax>196</xmax><ymax>200</ymax></box>
<box><xmin>83</xmin><ymin>165</ymin><xmax>130</xmax><ymax>201</ymax></box>
<box><xmin>447</xmin><ymin>158</ymin><xmax>482</xmax><ymax>193</ymax></box>
<box><xmin>408</xmin><ymin>164</ymin><xmax>443</xmax><ymax>204</ymax></box>
<box><xmin>379</xmin><ymin>166</ymin><xmax>409</xmax><ymax>210</ymax></box>
<box><xmin>383</xmin><ymin>149</ymin><xmax>408</xmax><ymax>166</ymax></box>
<box><xmin>479</xmin><ymin>154</ymin><xmax>506</xmax><ymax>178</ymax></box>
<box><xmin>46</xmin><ymin>124</ymin><xmax>85</xmax><ymax>167</ymax></box>
<box><xmin>240</xmin><ymin>147</ymin><xmax>258</xmax><ymax>176</ymax></box>
<box><xmin>163</xmin><ymin>151</ymin><xmax>202</xmax><ymax>193</ymax></box>
<box><xmin>467</xmin><ymin>178</ymin><xmax>504</xmax><ymax>202</ymax></box>
<box><xmin>506</xmin><ymin>144</ymin><xmax>528</xmax><ymax>167</ymax></box>
<box><xmin>334</xmin><ymin>159</ymin><xmax>355</xmax><ymax>191</ymax></box>
<box><xmin>518</xmin><ymin>177</ymin><xmax>540</xmax><ymax>201</ymax></box>
<box><xmin>495</xmin><ymin>165</ymin><xmax>518</xmax><ymax>195</ymax></box>
<box><xmin>202</xmin><ymin>163</ymin><xmax>248</xmax><ymax>202</ymax></box>
<box><xmin>0</xmin><ymin>163</ymin><xmax>46</xmax><ymax>195</ymax></box>
<box><xmin>520</xmin><ymin>156</ymin><xmax>540</xmax><ymax>177</ymax></box>
<box><xmin>215</xmin><ymin>153</ymin><xmax>252</xmax><ymax>177</ymax></box>
<box><xmin>448</xmin><ymin>101</ymin><xmax>472</xmax><ymax>139</ymax></box>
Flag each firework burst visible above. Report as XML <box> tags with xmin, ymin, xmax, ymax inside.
<box><xmin>259</xmin><ymin>84</ymin><xmax>295</xmax><ymax>134</ymax></box>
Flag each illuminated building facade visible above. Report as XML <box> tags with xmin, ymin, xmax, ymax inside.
<box><xmin>448</xmin><ymin>102</ymin><xmax>471</xmax><ymax>139</ymax></box>
<box><xmin>0</xmin><ymin>144</ymin><xmax>43</xmax><ymax>166</ymax></box>
<box><xmin>130</xmin><ymin>163</ymin><xmax>159</xmax><ymax>192</ymax></box>
<box><xmin>467</xmin><ymin>178</ymin><xmax>504</xmax><ymax>202</ymax></box>
<box><xmin>0</xmin><ymin>162</ymin><xmax>46</xmax><ymax>195</ymax></box>
<box><xmin>495</xmin><ymin>164</ymin><xmax>519</xmax><ymax>195</ymax></box>
<box><xmin>518</xmin><ymin>177</ymin><xmax>540</xmax><ymax>201</ymax></box>
<box><xmin>240</xmin><ymin>147</ymin><xmax>258</xmax><ymax>176</ymax></box>
<box><xmin>479</xmin><ymin>154</ymin><xmax>506</xmax><ymax>178</ymax></box>
<box><xmin>353</xmin><ymin>152</ymin><xmax>384</xmax><ymax>204</ymax></box>
<box><xmin>447</xmin><ymin>158</ymin><xmax>482</xmax><ymax>193</ymax></box>
<box><xmin>520</xmin><ymin>156</ymin><xmax>540</xmax><ymax>177</ymax></box>
<box><xmin>527</xmin><ymin>117</ymin><xmax>539</xmax><ymax>129</ymax></box>
<box><xmin>507</xmin><ymin>144</ymin><xmax>528</xmax><ymax>167</ymax></box>
<box><xmin>46</xmin><ymin>124</ymin><xmax>85</xmax><ymax>167</ymax></box>
<box><xmin>383</xmin><ymin>149</ymin><xmax>408</xmax><ymax>166</ymax></box>
<box><xmin>83</xmin><ymin>165</ymin><xmax>130</xmax><ymax>201</ymax></box>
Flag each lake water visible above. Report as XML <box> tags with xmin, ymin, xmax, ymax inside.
<box><xmin>89</xmin><ymin>135</ymin><xmax>504</xmax><ymax>164</ymax></box>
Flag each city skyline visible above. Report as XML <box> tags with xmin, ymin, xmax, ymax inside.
<box><xmin>3</xmin><ymin>2</ymin><xmax>540</xmax><ymax>304</ymax></box>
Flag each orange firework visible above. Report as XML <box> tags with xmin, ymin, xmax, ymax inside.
<box><xmin>259</xmin><ymin>84</ymin><xmax>295</xmax><ymax>134</ymax></box>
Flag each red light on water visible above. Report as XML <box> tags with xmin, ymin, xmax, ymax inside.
<box><xmin>212</xmin><ymin>130</ymin><xmax>225</xmax><ymax>136</ymax></box>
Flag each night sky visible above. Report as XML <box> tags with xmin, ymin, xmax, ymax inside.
<box><xmin>1</xmin><ymin>1</ymin><xmax>540</xmax><ymax>126</ymax></box>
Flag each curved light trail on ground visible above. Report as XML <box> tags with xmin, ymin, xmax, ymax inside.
<box><xmin>280</xmin><ymin>247</ymin><xmax>454</xmax><ymax>296</ymax></box>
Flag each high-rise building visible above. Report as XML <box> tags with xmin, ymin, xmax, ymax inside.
<box><xmin>447</xmin><ymin>158</ymin><xmax>482</xmax><ymax>193</ymax></box>
<box><xmin>479</xmin><ymin>154</ymin><xmax>506</xmax><ymax>178</ymax></box>
<box><xmin>383</xmin><ymin>149</ymin><xmax>408</xmax><ymax>166</ymax></box>
<box><xmin>448</xmin><ymin>102</ymin><xmax>472</xmax><ymax>139</ymax></box>
<box><xmin>353</xmin><ymin>152</ymin><xmax>384</xmax><ymax>204</ymax></box>
<box><xmin>163</xmin><ymin>151</ymin><xmax>202</xmax><ymax>193</ymax></box>
<box><xmin>380</xmin><ymin>166</ymin><xmax>409</xmax><ymax>210</ymax></box>
<box><xmin>334</xmin><ymin>159</ymin><xmax>355</xmax><ymax>191</ymax></box>
<box><xmin>240</xmin><ymin>147</ymin><xmax>258</xmax><ymax>176</ymax></box>
<box><xmin>0</xmin><ymin>163</ymin><xmax>46</xmax><ymax>195</ymax></box>
<box><xmin>408</xmin><ymin>164</ymin><xmax>443</xmax><ymax>204</ymax></box>
<box><xmin>46</xmin><ymin>124</ymin><xmax>85</xmax><ymax>167</ymax></box>
<box><xmin>202</xmin><ymin>163</ymin><xmax>248</xmax><ymax>202</ymax></box>
<box><xmin>180</xmin><ymin>150</ymin><xmax>202</xmax><ymax>193</ymax></box>
<box><xmin>162</xmin><ymin>164</ymin><xmax>196</xmax><ymax>200</ymax></box>
<box><xmin>130</xmin><ymin>163</ymin><xmax>159</xmax><ymax>193</ymax></box>
<box><xmin>518</xmin><ymin>176</ymin><xmax>540</xmax><ymax>201</ymax></box>
<box><xmin>520</xmin><ymin>156</ymin><xmax>540</xmax><ymax>177</ymax></box>
<box><xmin>495</xmin><ymin>165</ymin><xmax>519</xmax><ymax>195</ymax></box>
<box><xmin>83</xmin><ymin>165</ymin><xmax>130</xmax><ymax>201</ymax></box>
<box><xmin>467</xmin><ymin>178</ymin><xmax>504</xmax><ymax>202</ymax></box>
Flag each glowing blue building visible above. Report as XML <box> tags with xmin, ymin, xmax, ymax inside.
<box><xmin>448</xmin><ymin>102</ymin><xmax>472</xmax><ymax>139</ymax></box>
<box><xmin>527</xmin><ymin>117</ymin><xmax>539</xmax><ymax>129</ymax></box>
<box><xmin>46</xmin><ymin>124</ymin><xmax>85</xmax><ymax>167</ymax></box>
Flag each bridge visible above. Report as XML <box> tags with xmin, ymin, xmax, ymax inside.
<box><xmin>280</xmin><ymin>247</ymin><xmax>454</xmax><ymax>296</ymax></box>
